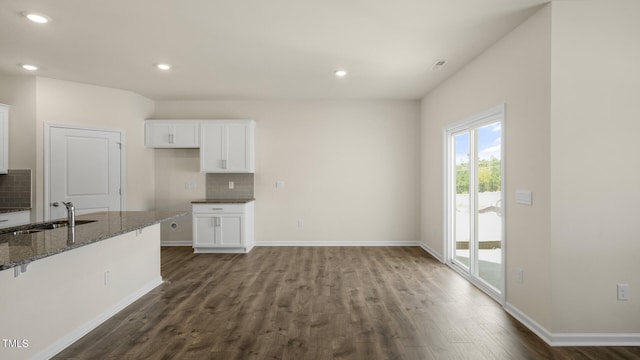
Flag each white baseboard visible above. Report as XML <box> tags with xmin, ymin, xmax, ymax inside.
<box><xmin>161</xmin><ymin>241</ymin><xmax>192</xmax><ymax>246</ymax></box>
<box><xmin>194</xmin><ymin>247</ymin><xmax>252</xmax><ymax>254</ymax></box>
<box><xmin>417</xmin><ymin>241</ymin><xmax>444</xmax><ymax>262</ymax></box>
<box><xmin>37</xmin><ymin>277</ymin><xmax>163</xmax><ymax>360</ymax></box>
<box><xmin>504</xmin><ymin>302</ymin><xmax>640</xmax><ymax>346</ymax></box>
<box><xmin>255</xmin><ymin>241</ymin><xmax>420</xmax><ymax>247</ymax></box>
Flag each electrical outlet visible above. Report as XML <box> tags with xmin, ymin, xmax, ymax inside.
<box><xmin>516</xmin><ymin>269</ymin><xmax>524</xmax><ymax>284</ymax></box>
<box><xmin>297</xmin><ymin>219</ymin><xmax>304</xmax><ymax>228</ymax></box>
<box><xmin>229</xmin><ymin>181</ymin><xmax>234</xmax><ymax>189</ymax></box>
<box><xmin>617</xmin><ymin>284</ymin><xmax>629</xmax><ymax>301</ymax></box>
<box><xmin>104</xmin><ymin>271</ymin><xmax>111</xmax><ymax>286</ymax></box>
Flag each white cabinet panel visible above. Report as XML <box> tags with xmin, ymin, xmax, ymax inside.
<box><xmin>0</xmin><ymin>104</ymin><xmax>9</xmax><ymax>174</ymax></box>
<box><xmin>200</xmin><ymin>121</ymin><xmax>254</xmax><ymax>173</ymax></box>
<box><xmin>199</xmin><ymin>123</ymin><xmax>225</xmax><ymax>171</ymax></box>
<box><xmin>225</xmin><ymin>123</ymin><xmax>251</xmax><ymax>172</ymax></box>
<box><xmin>219</xmin><ymin>215</ymin><xmax>242</xmax><ymax>246</ymax></box>
<box><xmin>194</xmin><ymin>214</ymin><xmax>217</xmax><ymax>246</ymax></box>
<box><xmin>145</xmin><ymin>120</ymin><xmax>199</xmax><ymax>148</ymax></box>
<box><xmin>0</xmin><ymin>211</ymin><xmax>30</xmax><ymax>229</ymax></box>
<box><xmin>192</xmin><ymin>202</ymin><xmax>254</xmax><ymax>253</ymax></box>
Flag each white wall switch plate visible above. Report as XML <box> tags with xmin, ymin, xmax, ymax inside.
<box><xmin>276</xmin><ymin>180</ymin><xmax>285</xmax><ymax>190</ymax></box>
<box><xmin>229</xmin><ymin>181</ymin><xmax>234</xmax><ymax>189</ymax></box>
<box><xmin>516</xmin><ymin>190</ymin><xmax>533</xmax><ymax>206</ymax></box>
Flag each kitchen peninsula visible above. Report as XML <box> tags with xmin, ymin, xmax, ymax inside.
<box><xmin>0</xmin><ymin>211</ymin><xmax>185</xmax><ymax>360</ymax></box>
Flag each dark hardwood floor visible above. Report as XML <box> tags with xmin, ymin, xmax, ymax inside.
<box><xmin>55</xmin><ymin>246</ymin><xmax>640</xmax><ymax>359</ymax></box>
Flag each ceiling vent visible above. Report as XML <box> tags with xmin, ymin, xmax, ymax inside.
<box><xmin>431</xmin><ymin>60</ymin><xmax>447</xmax><ymax>71</ymax></box>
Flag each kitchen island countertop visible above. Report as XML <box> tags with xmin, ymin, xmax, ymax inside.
<box><xmin>191</xmin><ymin>198</ymin><xmax>255</xmax><ymax>204</ymax></box>
<box><xmin>0</xmin><ymin>211</ymin><xmax>186</xmax><ymax>271</ymax></box>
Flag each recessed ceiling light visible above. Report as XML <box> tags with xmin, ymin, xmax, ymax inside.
<box><xmin>22</xmin><ymin>12</ymin><xmax>51</xmax><ymax>24</ymax></box>
<box><xmin>334</xmin><ymin>69</ymin><xmax>347</xmax><ymax>77</ymax></box>
<box><xmin>21</xmin><ymin>64</ymin><xmax>39</xmax><ymax>71</ymax></box>
<box><xmin>156</xmin><ymin>63</ymin><xmax>171</xmax><ymax>71</ymax></box>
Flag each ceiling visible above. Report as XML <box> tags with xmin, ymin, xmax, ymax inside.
<box><xmin>0</xmin><ymin>0</ymin><xmax>549</xmax><ymax>101</ymax></box>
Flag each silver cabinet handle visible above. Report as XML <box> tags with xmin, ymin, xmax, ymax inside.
<box><xmin>211</xmin><ymin>208</ymin><xmax>223</xmax><ymax>210</ymax></box>
<box><xmin>0</xmin><ymin>219</ymin><xmax>8</xmax><ymax>223</ymax></box>
<box><xmin>168</xmin><ymin>133</ymin><xmax>174</xmax><ymax>144</ymax></box>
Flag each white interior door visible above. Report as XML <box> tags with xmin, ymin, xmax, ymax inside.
<box><xmin>49</xmin><ymin>126</ymin><xmax>122</xmax><ymax>220</ymax></box>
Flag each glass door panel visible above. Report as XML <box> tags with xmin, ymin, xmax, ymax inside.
<box><xmin>476</xmin><ymin>122</ymin><xmax>502</xmax><ymax>291</ymax></box>
<box><xmin>453</xmin><ymin>132</ymin><xmax>471</xmax><ymax>270</ymax></box>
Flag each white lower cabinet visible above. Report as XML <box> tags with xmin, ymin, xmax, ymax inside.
<box><xmin>192</xmin><ymin>202</ymin><xmax>254</xmax><ymax>253</ymax></box>
<box><xmin>0</xmin><ymin>210</ymin><xmax>30</xmax><ymax>229</ymax></box>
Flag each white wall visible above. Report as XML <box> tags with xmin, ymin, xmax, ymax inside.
<box><xmin>34</xmin><ymin>77</ymin><xmax>156</xmax><ymax>220</ymax></box>
<box><xmin>153</xmin><ymin>100</ymin><xmax>421</xmax><ymax>245</ymax></box>
<box><xmin>0</xmin><ymin>75</ymin><xmax>38</xmax><ymax>221</ymax></box>
<box><xmin>420</xmin><ymin>5</ymin><xmax>552</xmax><ymax>329</ymax></box>
<box><xmin>550</xmin><ymin>0</ymin><xmax>640</xmax><ymax>333</ymax></box>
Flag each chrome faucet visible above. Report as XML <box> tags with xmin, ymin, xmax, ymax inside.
<box><xmin>62</xmin><ymin>202</ymin><xmax>75</xmax><ymax>228</ymax></box>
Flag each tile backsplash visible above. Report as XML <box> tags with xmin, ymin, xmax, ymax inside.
<box><xmin>206</xmin><ymin>173</ymin><xmax>254</xmax><ymax>199</ymax></box>
<box><xmin>0</xmin><ymin>169</ymin><xmax>32</xmax><ymax>208</ymax></box>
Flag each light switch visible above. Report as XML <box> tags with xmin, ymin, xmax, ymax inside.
<box><xmin>516</xmin><ymin>190</ymin><xmax>532</xmax><ymax>206</ymax></box>
<box><xmin>276</xmin><ymin>180</ymin><xmax>285</xmax><ymax>190</ymax></box>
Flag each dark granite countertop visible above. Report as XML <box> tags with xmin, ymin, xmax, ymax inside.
<box><xmin>191</xmin><ymin>198</ymin><xmax>255</xmax><ymax>204</ymax></box>
<box><xmin>0</xmin><ymin>211</ymin><xmax>186</xmax><ymax>271</ymax></box>
<box><xmin>0</xmin><ymin>207</ymin><xmax>31</xmax><ymax>214</ymax></box>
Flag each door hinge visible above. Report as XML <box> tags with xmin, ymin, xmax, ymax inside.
<box><xmin>116</xmin><ymin>142</ymin><xmax>122</xmax><ymax>149</ymax></box>
<box><xmin>119</xmin><ymin>188</ymin><xmax>122</xmax><ymax>195</ymax></box>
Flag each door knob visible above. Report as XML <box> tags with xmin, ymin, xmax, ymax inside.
<box><xmin>52</xmin><ymin>202</ymin><xmax>60</xmax><ymax>207</ymax></box>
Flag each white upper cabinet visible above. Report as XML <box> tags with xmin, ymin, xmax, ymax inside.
<box><xmin>0</xmin><ymin>104</ymin><xmax>9</xmax><ymax>174</ymax></box>
<box><xmin>200</xmin><ymin>120</ymin><xmax>254</xmax><ymax>173</ymax></box>
<box><xmin>145</xmin><ymin>120</ymin><xmax>199</xmax><ymax>148</ymax></box>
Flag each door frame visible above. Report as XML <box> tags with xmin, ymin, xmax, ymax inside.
<box><xmin>442</xmin><ymin>104</ymin><xmax>506</xmax><ymax>304</ymax></box>
<box><xmin>44</xmin><ymin>123</ymin><xmax>126</xmax><ymax>221</ymax></box>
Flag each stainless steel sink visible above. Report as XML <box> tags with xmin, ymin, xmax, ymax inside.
<box><xmin>12</xmin><ymin>229</ymin><xmax>43</xmax><ymax>235</ymax></box>
<box><xmin>32</xmin><ymin>220</ymin><xmax>97</xmax><ymax>230</ymax></box>
<box><xmin>0</xmin><ymin>220</ymin><xmax>97</xmax><ymax>236</ymax></box>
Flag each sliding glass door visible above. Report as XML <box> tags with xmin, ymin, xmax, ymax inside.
<box><xmin>446</xmin><ymin>105</ymin><xmax>504</xmax><ymax>301</ymax></box>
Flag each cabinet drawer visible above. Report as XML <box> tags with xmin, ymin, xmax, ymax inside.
<box><xmin>192</xmin><ymin>203</ymin><xmax>246</xmax><ymax>213</ymax></box>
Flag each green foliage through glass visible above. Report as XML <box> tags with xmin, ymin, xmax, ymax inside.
<box><xmin>456</xmin><ymin>156</ymin><xmax>501</xmax><ymax>194</ymax></box>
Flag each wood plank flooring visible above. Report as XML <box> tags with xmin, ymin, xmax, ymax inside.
<box><xmin>55</xmin><ymin>247</ymin><xmax>640</xmax><ymax>359</ymax></box>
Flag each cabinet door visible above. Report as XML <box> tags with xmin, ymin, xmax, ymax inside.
<box><xmin>145</xmin><ymin>122</ymin><xmax>199</xmax><ymax>148</ymax></box>
<box><xmin>0</xmin><ymin>211</ymin><xmax>30</xmax><ymax>229</ymax></box>
<box><xmin>200</xmin><ymin>123</ymin><xmax>226</xmax><ymax>172</ymax></box>
<box><xmin>226</xmin><ymin>123</ymin><xmax>251</xmax><ymax>172</ymax></box>
<box><xmin>172</xmin><ymin>123</ymin><xmax>199</xmax><ymax>147</ymax></box>
<box><xmin>219</xmin><ymin>215</ymin><xmax>243</xmax><ymax>246</ymax></box>
<box><xmin>193</xmin><ymin>214</ymin><xmax>217</xmax><ymax>246</ymax></box>
<box><xmin>0</xmin><ymin>105</ymin><xmax>8</xmax><ymax>174</ymax></box>
<box><xmin>145</xmin><ymin>123</ymin><xmax>172</xmax><ymax>147</ymax></box>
